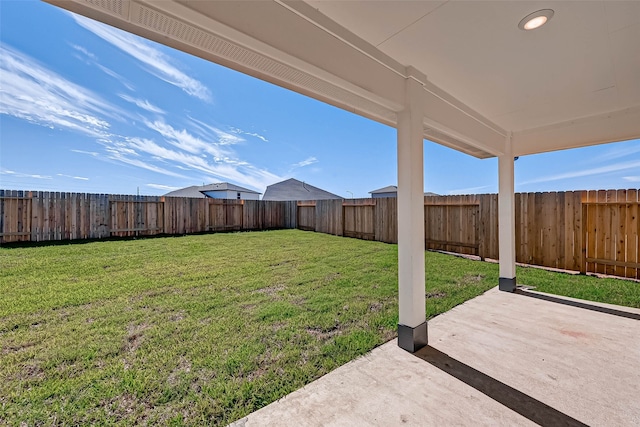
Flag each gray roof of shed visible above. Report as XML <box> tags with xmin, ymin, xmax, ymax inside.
<box><xmin>164</xmin><ymin>182</ymin><xmax>260</xmax><ymax>198</ymax></box>
<box><xmin>262</xmin><ymin>178</ymin><xmax>341</xmax><ymax>201</ymax></box>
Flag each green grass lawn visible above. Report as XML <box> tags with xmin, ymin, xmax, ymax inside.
<box><xmin>0</xmin><ymin>230</ymin><xmax>637</xmax><ymax>425</ymax></box>
<box><xmin>517</xmin><ymin>265</ymin><xmax>640</xmax><ymax>307</ymax></box>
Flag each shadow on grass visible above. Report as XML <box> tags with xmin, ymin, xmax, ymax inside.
<box><xmin>0</xmin><ymin>229</ymin><xmax>280</xmax><ymax>249</ymax></box>
<box><xmin>514</xmin><ymin>289</ymin><xmax>640</xmax><ymax>321</ymax></box>
<box><xmin>413</xmin><ymin>346</ymin><xmax>588</xmax><ymax>427</ymax></box>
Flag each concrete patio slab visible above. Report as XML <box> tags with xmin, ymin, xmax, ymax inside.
<box><xmin>230</xmin><ymin>287</ymin><xmax>640</xmax><ymax>426</ymax></box>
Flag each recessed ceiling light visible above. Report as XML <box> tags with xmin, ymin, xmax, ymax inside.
<box><xmin>518</xmin><ymin>9</ymin><xmax>554</xmax><ymax>31</ymax></box>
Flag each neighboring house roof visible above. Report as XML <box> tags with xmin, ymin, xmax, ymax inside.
<box><xmin>199</xmin><ymin>182</ymin><xmax>260</xmax><ymax>194</ymax></box>
<box><xmin>164</xmin><ymin>186</ymin><xmax>208</xmax><ymax>198</ymax></box>
<box><xmin>370</xmin><ymin>185</ymin><xmax>397</xmax><ymax>194</ymax></box>
<box><xmin>164</xmin><ymin>183</ymin><xmax>260</xmax><ymax>198</ymax></box>
<box><xmin>369</xmin><ymin>186</ymin><xmax>439</xmax><ymax>197</ymax></box>
<box><xmin>262</xmin><ymin>178</ymin><xmax>342</xmax><ymax>201</ymax></box>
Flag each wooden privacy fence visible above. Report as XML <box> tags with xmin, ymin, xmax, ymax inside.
<box><xmin>1</xmin><ymin>189</ymin><xmax>638</xmax><ymax>279</ymax></box>
<box><xmin>582</xmin><ymin>190</ymin><xmax>639</xmax><ymax>279</ymax></box>
<box><xmin>291</xmin><ymin>192</ymin><xmax>638</xmax><ymax>279</ymax></box>
<box><xmin>0</xmin><ymin>190</ymin><xmax>296</xmax><ymax>243</ymax></box>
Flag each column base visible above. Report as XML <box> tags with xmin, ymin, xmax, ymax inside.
<box><xmin>499</xmin><ymin>277</ymin><xmax>516</xmax><ymax>292</ymax></box>
<box><xmin>398</xmin><ymin>322</ymin><xmax>428</xmax><ymax>352</ymax></box>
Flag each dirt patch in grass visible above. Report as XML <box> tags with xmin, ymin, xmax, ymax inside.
<box><xmin>306</xmin><ymin>325</ymin><xmax>342</xmax><ymax>341</ymax></box>
<box><xmin>11</xmin><ymin>363</ymin><xmax>46</xmax><ymax>382</ymax></box>
<box><xmin>459</xmin><ymin>274</ymin><xmax>485</xmax><ymax>285</ymax></box>
<box><xmin>2</xmin><ymin>341</ymin><xmax>38</xmax><ymax>354</ymax></box>
<box><xmin>323</xmin><ymin>272</ymin><xmax>341</xmax><ymax>283</ymax></box>
<box><xmin>425</xmin><ymin>291</ymin><xmax>447</xmax><ymax>299</ymax></box>
<box><xmin>167</xmin><ymin>357</ymin><xmax>192</xmax><ymax>386</ymax></box>
<box><xmin>368</xmin><ymin>302</ymin><xmax>384</xmax><ymax>312</ymax></box>
<box><xmin>198</xmin><ymin>317</ymin><xmax>212</xmax><ymax>325</ymax></box>
<box><xmin>253</xmin><ymin>284</ymin><xmax>285</xmax><ymax>297</ymax></box>
<box><xmin>104</xmin><ymin>393</ymin><xmax>150</xmax><ymax>422</ymax></box>
<box><xmin>169</xmin><ymin>311</ymin><xmax>186</xmax><ymax>322</ymax></box>
<box><xmin>290</xmin><ymin>296</ymin><xmax>306</xmax><ymax>306</ymax></box>
<box><xmin>123</xmin><ymin>323</ymin><xmax>149</xmax><ymax>353</ymax></box>
<box><xmin>271</xmin><ymin>321</ymin><xmax>287</xmax><ymax>332</ymax></box>
<box><xmin>248</xmin><ymin>350</ymin><xmax>284</xmax><ymax>381</ymax></box>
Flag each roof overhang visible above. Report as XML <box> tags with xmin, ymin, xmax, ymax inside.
<box><xmin>44</xmin><ymin>0</ymin><xmax>639</xmax><ymax>159</ymax></box>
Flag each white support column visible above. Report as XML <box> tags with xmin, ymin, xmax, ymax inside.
<box><xmin>397</xmin><ymin>76</ymin><xmax>427</xmax><ymax>352</ymax></box>
<box><xmin>498</xmin><ymin>132</ymin><xmax>516</xmax><ymax>292</ymax></box>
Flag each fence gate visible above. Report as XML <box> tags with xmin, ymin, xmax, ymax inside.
<box><xmin>582</xmin><ymin>195</ymin><xmax>639</xmax><ymax>279</ymax></box>
<box><xmin>209</xmin><ymin>199</ymin><xmax>243</xmax><ymax>232</ymax></box>
<box><xmin>297</xmin><ymin>202</ymin><xmax>316</xmax><ymax>231</ymax></box>
<box><xmin>343</xmin><ymin>201</ymin><xmax>376</xmax><ymax>240</ymax></box>
<box><xmin>110</xmin><ymin>197</ymin><xmax>164</xmax><ymax>237</ymax></box>
<box><xmin>424</xmin><ymin>203</ymin><xmax>480</xmax><ymax>256</ymax></box>
<box><xmin>0</xmin><ymin>190</ymin><xmax>32</xmax><ymax>243</ymax></box>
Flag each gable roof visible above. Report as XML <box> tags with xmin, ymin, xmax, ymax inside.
<box><xmin>164</xmin><ymin>182</ymin><xmax>260</xmax><ymax>198</ymax></box>
<box><xmin>262</xmin><ymin>178</ymin><xmax>341</xmax><ymax>201</ymax></box>
<box><xmin>199</xmin><ymin>183</ymin><xmax>260</xmax><ymax>194</ymax></box>
<box><xmin>370</xmin><ymin>185</ymin><xmax>397</xmax><ymax>194</ymax></box>
<box><xmin>164</xmin><ymin>185</ymin><xmax>208</xmax><ymax>198</ymax></box>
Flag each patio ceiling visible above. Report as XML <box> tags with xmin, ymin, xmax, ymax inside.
<box><xmin>45</xmin><ymin>0</ymin><xmax>640</xmax><ymax>159</ymax></box>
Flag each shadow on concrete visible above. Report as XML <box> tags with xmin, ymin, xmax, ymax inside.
<box><xmin>413</xmin><ymin>346</ymin><xmax>588</xmax><ymax>427</ymax></box>
<box><xmin>514</xmin><ymin>289</ymin><xmax>640</xmax><ymax>321</ymax></box>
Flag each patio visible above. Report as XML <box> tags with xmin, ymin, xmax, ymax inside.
<box><xmin>232</xmin><ymin>287</ymin><xmax>640</xmax><ymax>426</ymax></box>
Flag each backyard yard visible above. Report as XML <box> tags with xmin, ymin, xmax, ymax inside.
<box><xmin>1</xmin><ymin>229</ymin><xmax>638</xmax><ymax>426</ymax></box>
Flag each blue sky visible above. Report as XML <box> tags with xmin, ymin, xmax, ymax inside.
<box><xmin>1</xmin><ymin>2</ymin><xmax>638</xmax><ymax>198</ymax></box>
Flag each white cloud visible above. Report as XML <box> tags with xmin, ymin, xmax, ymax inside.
<box><xmin>292</xmin><ymin>157</ymin><xmax>318</xmax><ymax>168</ymax></box>
<box><xmin>68</xmin><ymin>118</ymin><xmax>280</xmax><ymax>189</ymax></box>
<box><xmin>71</xmin><ymin>149</ymin><xmax>100</xmax><ymax>157</ymax></box>
<box><xmin>56</xmin><ymin>174</ymin><xmax>90</xmax><ymax>181</ymax></box>
<box><xmin>70</xmin><ymin>44</ymin><xmax>97</xmax><ymax>61</ymax></box>
<box><xmin>230</xmin><ymin>126</ymin><xmax>269</xmax><ymax>142</ymax></box>
<box><xmin>146</xmin><ymin>183</ymin><xmax>180</xmax><ymax>191</ymax></box>
<box><xmin>95</xmin><ymin>64</ymin><xmax>135</xmax><ymax>91</ymax></box>
<box><xmin>623</xmin><ymin>176</ymin><xmax>640</xmax><ymax>182</ymax></box>
<box><xmin>145</xmin><ymin>120</ymin><xmax>230</xmax><ymax>158</ymax></box>
<box><xmin>1</xmin><ymin>169</ymin><xmax>52</xmax><ymax>179</ymax></box>
<box><xmin>1</xmin><ymin>32</ymin><xmax>282</xmax><ymax>193</ymax></box>
<box><xmin>0</xmin><ymin>45</ymin><xmax>119</xmax><ymax>137</ymax></box>
<box><xmin>118</xmin><ymin>94</ymin><xmax>165</xmax><ymax>114</ymax></box>
<box><xmin>520</xmin><ymin>159</ymin><xmax>640</xmax><ymax>185</ymax></box>
<box><xmin>102</xmin><ymin>140</ymin><xmax>187</xmax><ymax>178</ymax></box>
<box><xmin>244</xmin><ymin>132</ymin><xmax>269</xmax><ymax>142</ymax></box>
<box><xmin>124</xmin><ymin>137</ymin><xmax>282</xmax><ymax>190</ymax></box>
<box><xmin>0</xmin><ymin>43</ymin><xmax>277</xmax><ymax>191</ymax></box>
<box><xmin>72</xmin><ymin>14</ymin><xmax>211</xmax><ymax>102</ymax></box>
<box><xmin>595</xmin><ymin>143</ymin><xmax>640</xmax><ymax>163</ymax></box>
<box><xmin>188</xmin><ymin>117</ymin><xmax>244</xmax><ymax>146</ymax></box>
